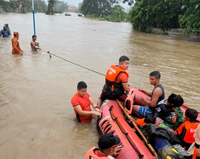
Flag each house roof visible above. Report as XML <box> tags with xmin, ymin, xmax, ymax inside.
<box><xmin>68</xmin><ymin>5</ymin><xmax>76</xmax><ymax>8</ymax></box>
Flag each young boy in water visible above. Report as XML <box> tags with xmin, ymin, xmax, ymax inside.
<box><xmin>71</xmin><ymin>81</ymin><xmax>101</xmax><ymax>123</ymax></box>
<box><xmin>175</xmin><ymin>109</ymin><xmax>200</xmax><ymax>150</ymax></box>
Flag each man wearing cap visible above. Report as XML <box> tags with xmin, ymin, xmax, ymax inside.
<box><xmin>11</xmin><ymin>32</ymin><xmax>23</xmax><ymax>54</ymax></box>
<box><xmin>85</xmin><ymin>133</ymin><xmax>122</xmax><ymax>159</ymax></box>
<box><xmin>0</xmin><ymin>26</ymin><xmax>11</xmax><ymax>37</ymax></box>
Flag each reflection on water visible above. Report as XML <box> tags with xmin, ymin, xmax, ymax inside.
<box><xmin>0</xmin><ymin>12</ymin><xmax>199</xmax><ymax>159</ymax></box>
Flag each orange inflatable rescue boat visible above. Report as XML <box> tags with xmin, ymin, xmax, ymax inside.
<box><xmin>97</xmin><ymin>87</ymin><xmax>200</xmax><ymax>159</ymax></box>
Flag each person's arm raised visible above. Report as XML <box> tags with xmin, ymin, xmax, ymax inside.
<box><xmin>74</xmin><ymin>105</ymin><xmax>101</xmax><ymax>116</ymax></box>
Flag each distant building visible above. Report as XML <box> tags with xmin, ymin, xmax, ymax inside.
<box><xmin>68</xmin><ymin>5</ymin><xmax>77</xmax><ymax>11</ymax></box>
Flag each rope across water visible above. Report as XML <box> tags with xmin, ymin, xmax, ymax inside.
<box><xmin>47</xmin><ymin>51</ymin><xmax>105</xmax><ymax>77</ymax></box>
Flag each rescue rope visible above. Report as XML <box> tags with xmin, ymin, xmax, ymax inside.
<box><xmin>47</xmin><ymin>51</ymin><xmax>105</xmax><ymax>77</ymax></box>
<box><xmin>24</xmin><ymin>34</ymin><xmax>104</xmax><ymax>76</ymax></box>
<box><xmin>20</xmin><ymin>39</ymin><xmax>105</xmax><ymax>76</ymax></box>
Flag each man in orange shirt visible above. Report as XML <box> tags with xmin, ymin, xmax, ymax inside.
<box><xmin>71</xmin><ymin>81</ymin><xmax>101</xmax><ymax>123</ymax></box>
<box><xmin>97</xmin><ymin>56</ymin><xmax>130</xmax><ymax>107</ymax></box>
<box><xmin>11</xmin><ymin>32</ymin><xmax>23</xmax><ymax>54</ymax></box>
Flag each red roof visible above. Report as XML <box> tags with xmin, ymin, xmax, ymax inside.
<box><xmin>68</xmin><ymin>5</ymin><xmax>76</xmax><ymax>8</ymax></box>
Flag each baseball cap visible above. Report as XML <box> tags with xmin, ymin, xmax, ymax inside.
<box><xmin>98</xmin><ymin>133</ymin><xmax>121</xmax><ymax>150</ymax></box>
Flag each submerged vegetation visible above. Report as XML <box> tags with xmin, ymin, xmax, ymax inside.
<box><xmin>80</xmin><ymin>0</ymin><xmax>200</xmax><ymax>37</ymax></box>
<box><xmin>124</xmin><ymin>0</ymin><xmax>200</xmax><ymax>36</ymax></box>
<box><xmin>80</xmin><ymin>0</ymin><xmax>130</xmax><ymax>22</ymax></box>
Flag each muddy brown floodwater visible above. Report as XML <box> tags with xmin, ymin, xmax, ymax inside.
<box><xmin>0</xmin><ymin>12</ymin><xmax>199</xmax><ymax>159</ymax></box>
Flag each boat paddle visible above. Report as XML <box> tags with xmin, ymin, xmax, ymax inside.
<box><xmin>116</xmin><ymin>99</ymin><xmax>158</xmax><ymax>159</ymax></box>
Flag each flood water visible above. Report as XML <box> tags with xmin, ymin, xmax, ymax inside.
<box><xmin>0</xmin><ymin>13</ymin><xmax>200</xmax><ymax>159</ymax></box>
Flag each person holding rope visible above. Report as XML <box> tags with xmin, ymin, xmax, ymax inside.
<box><xmin>71</xmin><ymin>81</ymin><xmax>101</xmax><ymax>123</ymax></box>
<box><xmin>11</xmin><ymin>32</ymin><xmax>23</xmax><ymax>54</ymax></box>
<box><xmin>30</xmin><ymin>35</ymin><xmax>41</xmax><ymax>51</ymax></box>
<box><xmin>97</xmin><ymin>56</ymin><xmax>130</xmax><ymax>107</ymax></box>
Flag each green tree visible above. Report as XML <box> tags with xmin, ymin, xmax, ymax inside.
<box><xmin>179</xmin><ymin>0</ymin><xmax>200</xmax><ymax>36</ymax></box>
<box><xmin>34</xmin><ymin>0</ymin><xmax>47</xmax><ymax>13</ymax></box>
<box><xmin>130</xmin><ymin>0</ymin><xmax>182</xmax><ymax>33</ymax></box>
<box><xmin>46</xmin><ymin>0</ymin><xmax>56</xmax><ymax>14</ymax></box>
<box><xmin>80</xmin><ymin>0</ymin><xmax>119</xmax><ymax>17</ymax></box>
<box><xmin>0</xmin><ymin>0</ymin><xmax>10</xmax><ymax>12</ymax></box>
<box><xmin>111</xmin><ymin>5</ymin><xmax>127</xmax><ymax>22</ymax></box>
<box><xmin>55</xmin><ymin>1</ymin><xmax>67</xmax><ymax>13</ymax></box>
<box><xmin>46</xmin><ymin>0</ymin><xmax>67</xmax><ymax>14</ymax></box>
<box><xmin>0</xmin><ymin>0</ymin><xmax>46</xmax><ymax>13</ymax></box>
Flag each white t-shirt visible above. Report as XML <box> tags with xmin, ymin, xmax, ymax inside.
<box><xmin>187</xmin><ymin>124</ymin><xmax>200</xmax><ymax>156</ymax></box>
<box><xmin>195</xmin><ymin>124</ymin><xmax>200</xmax><ymax>145</ymax></box>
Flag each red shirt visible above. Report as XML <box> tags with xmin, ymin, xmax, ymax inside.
<box><xmin>115</xmin><ymin>72</ymin><xmax>128</xmax><ymax>83</ymax></box>
<box><xmin>71</xmin><ymin>93</ymin><xmax>92</xmax><ymax>123</ymax></box>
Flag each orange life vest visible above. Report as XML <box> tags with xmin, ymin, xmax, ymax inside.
<box><xmin>175</xmin><ymin>121</ymin><xmax>200</xmax><ymax>144</ymax></box>
<box><xmin>135</xmin><ymin>118</ymin><xmax>158</xmax><ymax>126</ymax></box>
<box><xmin>105</xmin><ymin>65</ymin><xmax>129</xmax><ymax>97</ymax></box>
<box><xmin>11</xmin><ymin>37</ymin><xmax>21</xmax><ymax>54</ymax></box>
<box><xmin>106</xmin><ymin>65</ymin><xmax>129</xmax><ymax>83</ymax></box>
<box><xmin>85</xmin><ymin>147</ymin><xmax>114</xmax><ymax>159</ymax></box>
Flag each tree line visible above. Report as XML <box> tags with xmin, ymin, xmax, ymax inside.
<box><xmin>80</xmin><ymin>0</ymin><xmax>130</xmax><ymax>22</ymax></box>
<box><xmin>0</xmin><ymin>0</ymin><xmax>68</xmax><ymax>14</ymax></box>
<box><xmin>0</xmin><ymin>0</ymin><xmax>47</xmax><ymax>13</ymax></box>
<box><xmin>80</xmin><ymin>0</ymin><xmax>200</xmax><ymax>36</ymax></box>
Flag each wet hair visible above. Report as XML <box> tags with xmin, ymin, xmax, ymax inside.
<box><xmin>168</xmin><ymin>93</ymin><xmax>184</xmax><ymax>107</ymax></box>
<box><xmin>32</xmin><ymin>35</ymin><xmax>37</xmax><ymax>38</ymax></box>
<box><xmin>149</xmin><ymin>71</ymin><xmax>161</xmax><ymax>79</ymax></box>
<box><xmin>77</xmin><ymin>81</ymin><xmax>87</xmax><ymax>90</ymax></box>
<box><xmin>185</xmin><ymin>109</ymin><xmax>198</xmax><ymax>122</ymax></box>
<box><xmin>119</xmin><ymin>56</ymin><xmax>129</xmax><ymax>63</ymax></box>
